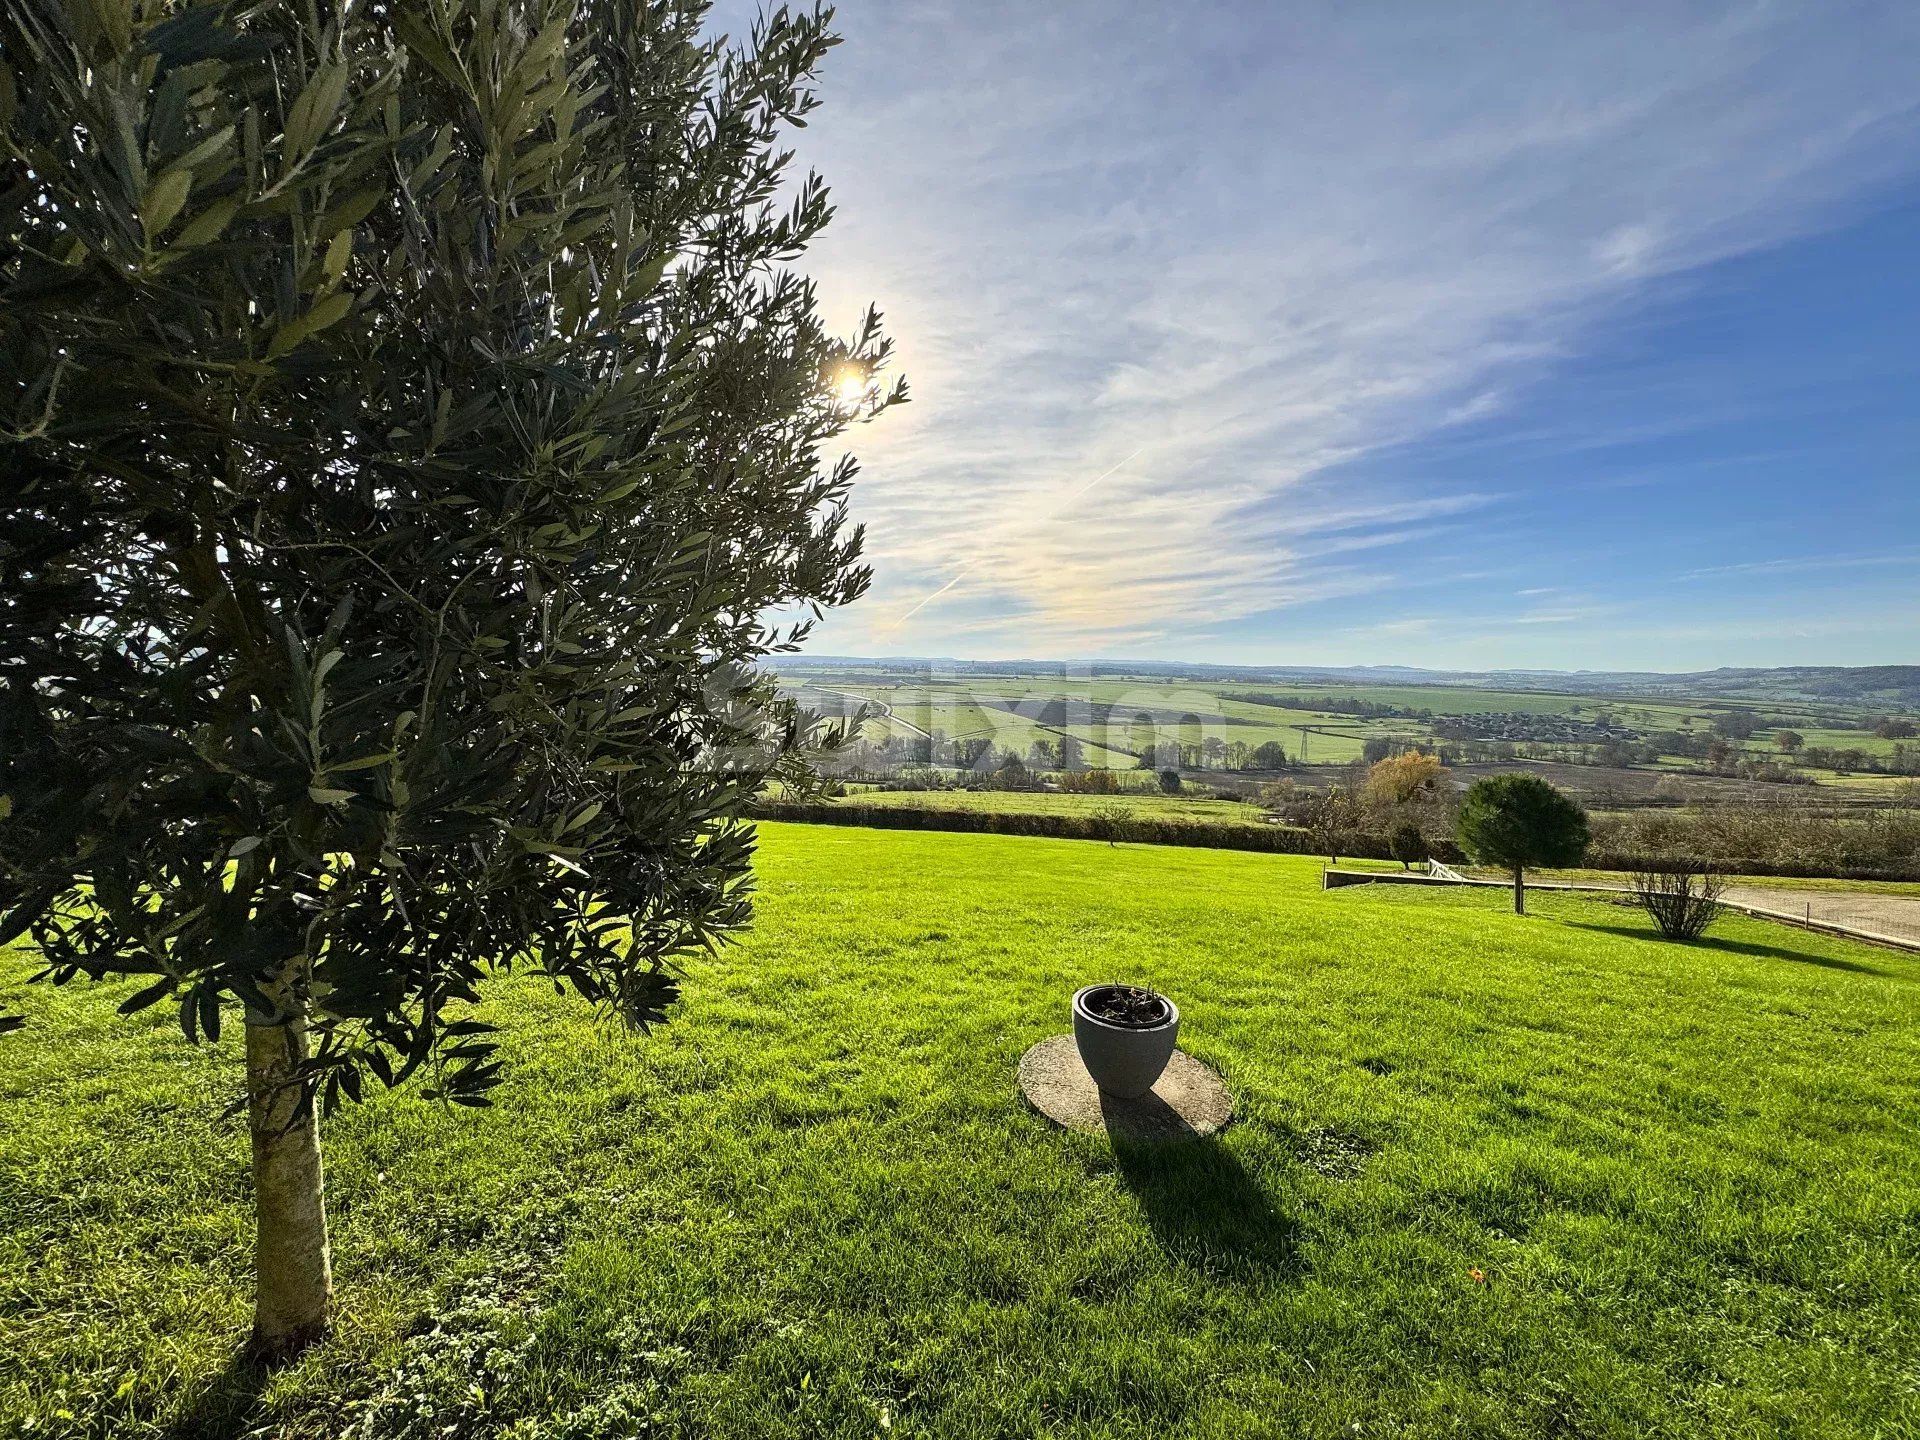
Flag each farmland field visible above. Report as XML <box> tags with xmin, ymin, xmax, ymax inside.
<box><xmin>783</xmin><ymin>663</ymin><xmax>1917</xmax><ymax>791</ymax></box>
<box><xmin>5</xmin><ymin>824</ymin><xmax>1919</xmax><ymax>1438</ymax></box>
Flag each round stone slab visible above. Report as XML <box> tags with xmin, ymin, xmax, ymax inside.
<box><xmin>1018</xmin><ymin>1035</ymin><xmax>1234</xmax><ymax>1141</ymax></box>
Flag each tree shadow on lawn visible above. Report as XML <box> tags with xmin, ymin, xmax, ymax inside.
<box><xmin>164</xmin><ymin>1346</ymin><xmax>271</xmax><ymax>1440</ymax></box>
<box><xmin>1565</xmin><ymin>921</ymin><xmax>1895</xmax><ymax>979</ymax></box>
<box><xmin>1102</xmin><ymin>1095</ymin><xmax>1299</xmax><ymax>1279</ymax></box>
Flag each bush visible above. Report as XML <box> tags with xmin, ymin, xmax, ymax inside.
<box><xmin>1057</xmin><ymin>769</ymin><xmax>1122</xmax><ymax>795</ymax></box>
<box><xmin>1389</xmin><ymin>822</ymin><xmax>1429</xmax><ymax>870</ymax></box>
<box><xmin>1257</xmin><ymin>779</ymin><xmax>1297</xmax><ymax>808</ymax></box>
<box><xmin>1652</xmin><ymin>776</ymin><xmax>1694</xmax><ymax>805</ymax></box>
<box><xmin>1631</xmin><ymin>867</ymin><xmax>1725</xmax><ymax>941</ymax></box>
<box><xmin>1158</xmin><ymin>769</ymin><xmax>1183</xmax><ymax>795</ymax></box>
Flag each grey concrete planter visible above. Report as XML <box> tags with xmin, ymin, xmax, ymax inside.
<box><xmin>1072</xmin><ymin>986</ymin><xmax>1180</xmax><ymax>1099</ymax></box>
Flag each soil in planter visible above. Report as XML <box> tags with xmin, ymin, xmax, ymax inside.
<box><xmin>1083</xmin><ymin>984</ymin><xmax>1171</xmax><ymax>1029</ymax></box>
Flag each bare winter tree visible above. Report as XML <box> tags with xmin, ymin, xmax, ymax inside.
<box><xmin>1630</xmin><ymin>866</ymin><xmax>1726</xmax><ymax>942</ymax></box>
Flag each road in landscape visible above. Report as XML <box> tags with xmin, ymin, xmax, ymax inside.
<box><xmin>810</xmin><ymin>686</ymin><xmax>933</xmax><ymax>741</ymax></box>
<box><xmin>1721</xmin><ymin>886</ymin><xmax>1920</xmax><ymax>946</ymax></box>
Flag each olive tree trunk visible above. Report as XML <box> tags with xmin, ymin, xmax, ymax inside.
<box><xmin>245</xmin><ymin>1010</ymin><xmax>332</xmax><ymax>1357</ymax></box>
<box><xmin>1512</xmin><ymin>865</ymin><xmax>1526</xmax><ymax>915</ymax></box>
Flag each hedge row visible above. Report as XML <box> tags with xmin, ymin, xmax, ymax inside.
<box><xmin>1590</xmin><ymin>807</ymin><xmax>1920</xmax><ymax>879</ymax></box>
<box><xmin>751</xmin><ymin>800</ymin><xmax>1468</xmax><ymax>863</ymax></box>
<box><xmin>1582</xmin><ymin>851</ymin><xmax>1920</xmax><ymax>883</ymax></box>
<box><xmin>752</xmin><ymin>802</ymin><xmax>1920</xmax><ymax>881</ymax></box>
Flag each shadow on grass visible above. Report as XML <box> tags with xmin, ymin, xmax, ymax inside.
<box><xmin>165</xmin><ymin>1347</ymin><xmax>270</xmax><ymax>1440</ymax></box>
<box><xmin>1103</xmin><ymin>1098</ymin><xmax>1298</xmax><ymax>1279</ymax></box>
<box><xmin>1565</xmin><ymin>921</ymin><xmax>1893</xmax><ymax>978</ymax></box>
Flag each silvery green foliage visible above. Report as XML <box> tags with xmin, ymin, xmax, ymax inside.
<box><xmin>0</xmin><ymin>0</ymin><xmax>900</xmax><ymax>1099</ymax></box>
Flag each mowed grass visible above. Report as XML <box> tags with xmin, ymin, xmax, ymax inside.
<box><xmin>4</xmin><ymin>825</ymin><xmax>1920</xmax><ymax>1438</ymax></box>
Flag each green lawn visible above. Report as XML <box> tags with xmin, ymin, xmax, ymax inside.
<box><xmin>4</xmin><ymin>824</ymin><xmax>1919</xmax><ymax>1438</ymax></box>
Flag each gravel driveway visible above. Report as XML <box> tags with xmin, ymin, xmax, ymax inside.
<box><xmin>1721</xmin><ymin>887</ymin><xmax>1920</xmax><ymax>948</ymax></box>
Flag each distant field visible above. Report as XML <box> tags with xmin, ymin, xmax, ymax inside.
<box><xmin>789</xmin><ymin>667</ymin><xmax>1913</xmax><ymax>788</ymax></box>
<box><xmin>1817</xmin><ymin>772</ymin><xmax>1917</xmax><ymax>793</ymax></box>
<box><xmin>1787</xmin><ymin>728</ymin><xmax>1907</xmax><ymax>757</ymax></box>
<box><xmin>1215</xmin><ymin>680</ymin><xmax>1632</xmax><ymax>716</ymax></box>
<box><xmin>798</xmin><ymin>682</ymin><xmax>1147</xmax><ymax>767</ymax></box>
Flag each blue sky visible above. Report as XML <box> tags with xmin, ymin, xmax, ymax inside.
<box><xmin>757</xmin><ymin>1</ymin><xmax>1920</xmax><ymax>670</ymax></box>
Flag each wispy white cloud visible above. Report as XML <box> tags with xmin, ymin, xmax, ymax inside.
<box><xmin>1679</xmin><ymin>549</ymin><xmax>1920</xmax><ymax>581</ymax></box>
<box><xmin>777</xmin><ymin>1</ymin><xmax>1920</xmax><ymax>655</ymax></box>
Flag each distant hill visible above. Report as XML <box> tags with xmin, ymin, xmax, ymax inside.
<box><xmin>1564</xmin><ymin>666</ymin><xmax>1920</xmax><ymax>705</ymax></box>
<box><xmin>776</xmin><ymin>656</ymin><xmax>1920</xmax><ymax>707</ymax></box>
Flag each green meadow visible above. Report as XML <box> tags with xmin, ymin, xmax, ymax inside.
<box><xmin>4</xmin><ymin>824</ymin><xmax>1919</xmax><ymax>1438</ymax></box>
<box><xmin>794</xmin><ymin>668</ymin><xmax>1912</xmax><ymax>785</ymax></box>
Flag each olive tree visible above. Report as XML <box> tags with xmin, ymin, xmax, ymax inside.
<box><xmin>1454</xmin><ymin>775</ymin><xmax>1589</xmax><ymax>914</ymax></box>
<box><xmin>0</xmin><ymin>0</ymin><xmax>898</xmax><ymax>1356</ymax></box>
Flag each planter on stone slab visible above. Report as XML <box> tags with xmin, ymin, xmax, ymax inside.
<box><xmin>1072</xmin><ymin>984</ymin><xmax>1180</xmax><ymax>1099</ymax></box>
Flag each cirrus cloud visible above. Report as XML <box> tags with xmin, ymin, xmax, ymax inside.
<box><xmin>762</xmin><ymin>1</ymin><xmax>1920</xmax><ymax>657</ymax></box>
